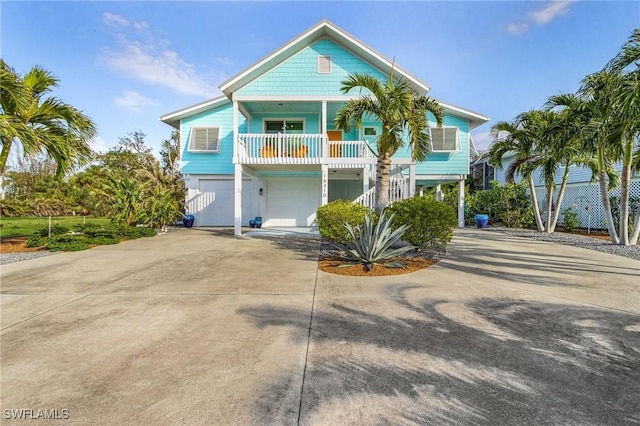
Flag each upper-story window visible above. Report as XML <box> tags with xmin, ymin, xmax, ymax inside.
<box><xmin>189</xmin><ymin>127</ymin><xmax>221</xmax><ymax>152</ymax></box>
<box><xmin>318</xmin><ymin>56</ymin><xmax>332</xmax><ymax>73</ymax></box>
<box><xmin>429</xmin><ymin>127</ymin><xmax>460</xmax><ymax>152</ymax></box>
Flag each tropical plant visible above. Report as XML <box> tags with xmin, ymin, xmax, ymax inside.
<box><xmin>560</xmin><ymin>207</ymin><xmax>580</xmax><ymax>232</ymax></box>
<box><xmin>331</xmin><ymin>210</ymin><xmax>414</xmax><ymax>271</ymax></box>
<box><xmin>386</xmin><ymin>195</ymin><xmax>457</xmax><ymax>249</ymax></box>
<box><xmin>335</xmin><ymin>70</ymin><xmax>443</xmax><ymax>212</ymax></box>
<box><xmin>0</xmin><ymin>60</ymin><xmax>96</xmax><ymax>186</ymax></box>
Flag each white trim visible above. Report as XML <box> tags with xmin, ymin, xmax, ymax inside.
<box><xmin>429</xmin><ymin>126</ymin><xmax>461</xmax><ymax>153</ymax></box>
<box><xmin>415</xmin><ymin>174</ymin><xmax>466</xmax><ymax>181</ymax></box>
<box><xmin>160</xmin><ymin>96</ymin><xmax>229</xmax><ymax>127</ymax></box>
<box><xmin>220</xmin><ymin>20</ymin><xmax>431</xmax><ymax>97</ymax></box>
<box><xmin>234</xmin><ymin>164</ymin><xmax>243</xmax><ymax>236</ymax></box>
<box><xmin>233</xmin><ymin>95</ymin><xmax>362</xmax><ymax>102</ymax></box>
<box><xmin>188</xmin><ymin>126</ymin><xmax>222</xmax><ymax>152</ymax></box>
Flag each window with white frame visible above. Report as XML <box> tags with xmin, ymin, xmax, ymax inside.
<box><xmin>429</xmin><ymin>127</ymin><xmax>460</xmax><ymax>152</ymax></box>
<box><xmin>189</xmin><ymin>127</ymin><xmax>221</xmax><ymax>152</ymax></box>
<box><xmin>318</xmin><ymin>55</ymin><xmax>332</xmax><ymax>73</ymax></box>
<box><xmin>363</xmin><ymin>126</ymin><xmax>377</xmax><ymax>136</ymax></box>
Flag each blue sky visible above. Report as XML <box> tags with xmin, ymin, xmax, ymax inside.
<box><xmin>2</xmin><ymin>1</ymin><xmax>639</xmax><ymax>157</ymax></box>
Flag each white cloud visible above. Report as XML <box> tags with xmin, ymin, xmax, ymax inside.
<box><xmin>506</xmin><ymin>22</ymin><xmax>529</xmax><ymax>35</ymax></box>
<box><xmin>506</xmin><ymin>1</ymin><xmax>576</xmax><ymax>35</ymax></box>
<box><xmin>100</xmin><ymin>12</ymin><xmax>221</xmax><ymax>97</ymax></box>
<box><xmin>530</xmin><ymin>1</ymin><xmax>575</xmax><ymax>25</ymax></box>
<box><xmin>114</xmin><ymin>90</ymin><xmax>157</xmax><ymax>112</ymax></box>
<box><xmin>91</xmin><ymin>136</ymin><xmax>110</xmax><ymax>154</ymax></box>
<box><xmin>471</xmin><ymin>130</ymin><xmax>493</xmax><ymax>152</ymax></box>
<box><xmin>102</xmin><ymin>12</ymin><xmax>129</xmax><ymax>27</ymax></box>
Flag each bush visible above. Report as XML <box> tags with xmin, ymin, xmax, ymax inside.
<box><xmin>465</xmin><ymin>181</ymin><xmax>533</xmax><ymax>228</ymax></box>
<box><xmin>561</xmin><ymin>207</ymin><xmax>579</xmax><ymax>232</ymax></box>
<box><xmin>25</xmin><ymin>224</ymin><xmax>156</xmax><ymax>251</ymax></box>
<box><xmin>386</xmin><ymin>196</ymin><xmax>457</xmax><ymax>249</ymax></box>
<box><xmin>316</xmin><ymin>200</ymin><xmax>372</xmax><ymax>244</ymax></box>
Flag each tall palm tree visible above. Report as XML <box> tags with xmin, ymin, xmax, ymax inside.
<box><xmin>603</xmin><ymin>29</ymin><xmax>640</xmax><ymax>245</ymax></box>
<box><xmin>487</xmin><ymin>111</ymin><xmax>545</xmax><ymax>231</ymax></box>
<box><xmin>335</xmin><ymin>71</ymin><xmax>443</xmax><ymax>212</ymax></box>
<box><xmin>0</xmin><ymin>60</ymin><xmax>96</xmax><ymax>180</ymax></box>
<box><xmin>548</xmin><ymin>89</ymin><xmax>621</xmax><ymax>243</ymax></box>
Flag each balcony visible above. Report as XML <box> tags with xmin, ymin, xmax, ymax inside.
<box><xmin>236</xmin><ymin>133</ymin><xmax>375</xmax><ymax>165</ymax></box>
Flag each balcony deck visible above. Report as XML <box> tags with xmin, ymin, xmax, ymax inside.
<box><xmin>237</xmin><ymin>133</ymin><xmax>376</xmax><ymax>165</ymax></box>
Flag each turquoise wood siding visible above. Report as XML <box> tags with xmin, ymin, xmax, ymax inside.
<box><xmin>181</xmin><ymin>103</ymin><xmax>246</xmax><ymax>175</ymax></box>
<box><xmin>236</xmin><ymin>39</ymin><xmax>388</xmax><ymax>97</ymax></box>
<box><xmin>414</xmin><ymin>114</ymin><xmax>470</xmax><ymax>175</ymax></box>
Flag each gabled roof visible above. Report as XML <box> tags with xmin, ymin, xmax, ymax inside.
<box><xmin>160</xmin><ymin>96</ymin><xmax>229</xmax><ymax>128</ymax></box>
<box><xmin>437</xmin><ymin>101</ymin><xmax>490</xmax><ymax>130</ymax></box>
<box><xmin>219</xmin><ymin>19</ymin><xmax>431</xmax><ymax>98</ymax></box>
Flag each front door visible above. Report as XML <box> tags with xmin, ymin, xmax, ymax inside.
<box><xmin>327</xmin><ymin>130</ymin><xmax>342</xmax><ymax>157</ymax></box>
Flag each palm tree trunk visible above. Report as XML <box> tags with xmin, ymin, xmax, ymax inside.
<box><xmin>375</xmin><ymin>151</ymin><xmax>392</xmax><ymax>213</ymax></box>
<box><xmin>545</xmin><ymin>185</ymin><xmax>554</xmax><ymax>233</ymax></box>
<box><xmin>599</xmin><ymin>172</ymin><xmax>620</xmax><ymax>244</ymax></box>
<box><xmin>619</xmin><ymin>163</ymin><xmax>631</xmax><ymax>246</ymax></box>
<box><xmin>549</xmin><ymin>164</ymin><xmax>571</xmax><ymax>232</ymax></box>
<box><xmin>0</xmin><ymin>137</ymin><xmax>13</xmax><ymax>177</ymax></box>
<box><xmin>528</xmin><ymin>176</ymin><xmax>544</xmax><ymax>231</ymax></box>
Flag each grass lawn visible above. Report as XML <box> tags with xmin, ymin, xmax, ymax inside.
<box><xmin>0</xmin><ymin>216</ymin><xmax>111</xmax><ymax>238</ymax></box>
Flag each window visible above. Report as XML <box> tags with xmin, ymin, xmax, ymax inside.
<box><xmin>264</xmin><ymin>120</ymin><xmax>304</xmax><ymax>134</ymax></box>
<box><xmin>189</xmin><ymin>127</ymin><xmax>220</xmax><ymax>152</ymax></box>
<box><xmin>363</xmin><ymin>127</ymin><xmax>377</xmax><ymax>136</ymax></box>
<box><xmin>318</xmin><ymin>55</ymin><xmax>332</xmax><ymax>73</ymax></box>
<box><xmin>429</xmin><ymin>127</ymin><xmax>460</xmax><ymax>152</ymax></box>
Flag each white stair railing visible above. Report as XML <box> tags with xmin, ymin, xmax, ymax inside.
<box><xmin>353</xmin><ymin>187</ymin><xmax>376</xmax><ymax>208</ymax></box>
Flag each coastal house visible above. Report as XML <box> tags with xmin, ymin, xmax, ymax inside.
<box><xmin>160</xmin><ymin>20</ymin><xmax>489</xmax><ymax>235</ymax></box>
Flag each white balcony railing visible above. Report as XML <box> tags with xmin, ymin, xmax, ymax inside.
<box><xmin>236</xmin><ymin>133</ymin><xmax>374</xmax><ymax>164</ymax></box>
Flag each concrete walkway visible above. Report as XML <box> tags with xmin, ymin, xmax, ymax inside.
<box><xmin>1</xmin><ymin>228</ymin><xmax>638</xmax><ymax>424</ymax></box>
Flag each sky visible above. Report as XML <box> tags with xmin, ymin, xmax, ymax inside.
<box><xmin>2</xmin><ymin>1</ymin><xmax>639</xmax><ymax>158</ymax></box>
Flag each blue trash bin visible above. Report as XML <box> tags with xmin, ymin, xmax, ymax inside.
<box><xmin>183</xmin><ymin>214</ymin><xmax>195</xmax><ymax>228</ymax></box>
<box><xmin>475</xmin><ymin>214</ymin><xmax>489</xmax><ymax>228</ymax></box>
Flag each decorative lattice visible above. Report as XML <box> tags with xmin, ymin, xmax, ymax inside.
<box><xmin>533</xmin><ymin>179</ymin><xmax>640</xmax><ymax>230</ymax></box>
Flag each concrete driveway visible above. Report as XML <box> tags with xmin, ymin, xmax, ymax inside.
<box><xmin>1</xmin><ymin>228</ymin><xmax>639</xmax><ymax>425</ymax></box>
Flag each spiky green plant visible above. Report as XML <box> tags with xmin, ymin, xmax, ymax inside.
<box><xmin>331</xmin><ymin>210</ymin><xmax>414</xmax><ymax>271</ymax></box>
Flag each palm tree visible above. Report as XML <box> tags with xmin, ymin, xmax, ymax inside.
<box><xmin>487</xmin><ymin>111</ymin><xmax>545</xmax><ymax>231</ymax></box>
<box><xmin>603</xmin><ymin>29</ymin><xmax>640</xmax><ymax>245</ymax></box>
<box><xmin>548</xmin><ymin>89</ymin><xmax>621</xmax><ymax>243</ymax></box>
<box><xmin>335</xmin><ymin>71</ymin><xmax>443</xmax><ymax>212</ymax></box>
<box><xmin>0</xmin><ymin>60</ymin><xmax>96</xmax><ymax>180</ymax></box>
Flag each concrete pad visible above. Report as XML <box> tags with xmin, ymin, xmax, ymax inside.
<box><xmin>2</xmin><ymin>227</ymin><xmax>639</xmax><ymax>424</ymax></box>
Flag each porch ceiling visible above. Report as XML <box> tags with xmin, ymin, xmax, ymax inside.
<box><xmin>243</xmin><ymin>101</ymin><xmax>343</xmax><ymax>118</ymax></box>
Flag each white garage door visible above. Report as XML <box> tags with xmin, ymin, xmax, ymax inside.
<box><xmin>196</xmin><ymin>179</ymin><xmax>253</xmax><ymax>226</ymax></box>
<box><xmin>266</xmin><ymin>177</ymin><xmax>320</xmax><ymax>226</ymax></box>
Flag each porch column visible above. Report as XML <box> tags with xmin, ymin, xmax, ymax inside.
<box><xmin>321</xmin><ymin>101</ymin><xmax>327</xmax><ymax>134</ymax></box>
<box><xmin>436</xmin><ymin>184</ymin><xmax>442</xmax><ymax>201</ymax></box>
<box><xmin>458</xmin><ymin>178</ymin><xmax>465</xmax><ymax>228</ymax></box>
<box><xmin>234</xmin><ymin>164</ymin><xmax>243</xmax><ymax>236</ymax></box>
<box><xmin>362</xmin><ymin>166</ymin><xmax>369</xmax><ymax>194</ymax></box>
<box><xmin>409</xmin><ymin>164</ymin><xmax>416</xmax><ymax>197</ymax></box>
<box><xmin>232</xmin><ymin>100</ymin><xmax>239</xmax><ymax>163</ymax></box>
<box><xmin>321</xmin><ymin>165</ymin><xmax>329</xmax><ymax>206</ymax></box>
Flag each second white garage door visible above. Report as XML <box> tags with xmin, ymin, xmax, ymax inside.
<box><xmin>197</xmin><ymin>179</ymin><xmax>253</xmax><ymax>226</ymax></box>
<box><xmin>266</xmin><ymin>177</ymin><xmax>320</xmax><ymax>226</ymax></box>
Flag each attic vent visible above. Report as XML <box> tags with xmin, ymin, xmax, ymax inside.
<box><xmin>318</xmin><ymin>55</ymin><xmax>332</xmax><ymax>73</ymax></box>
<box><xmin>429</xmin><ymin>127</ymin><xmax>460</xmax><ymax>152</ymax></box>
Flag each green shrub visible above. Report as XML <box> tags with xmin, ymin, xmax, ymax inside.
<box><xmin>331</xmin><ymin>210</ymin><xmax>413</xmax><ymax>271</ymax></box>
<box><xmin>387</xmin><ymin>196</ymin><xmax>457</xmax><ymax>249</ymax></box>
<box><xmin>24</xmin><ymin>224</ymin><xmax>155</xmax><ymax>251</ymax></box>
<box><xmin>35</xmin><ymin>225</ymin><xmax>70</xmax><ymax>237</ymax></box>
<box><xmin>465</xmin><ymin>181</ymin><xmax>533</xmax><ymax>228</ymax></box>
<box><xmin>117</xmin><ymin>226</ymin><xmax>157</xmax><ymax>239</ymax></box>
<box><xmin>561</xmin><ymin>207</ymin><xmax>579</xmax><ymax>232</ymax></box>
<box><xmin>316</xmin><ymin>200</ymin><xmax>372</xmax><ymax>244</ymax></box>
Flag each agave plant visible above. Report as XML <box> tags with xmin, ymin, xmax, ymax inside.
<box><xmin>331</xmin><ymin>210</ymin><xmax>414</xmax><ymax>271</ymax></box>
